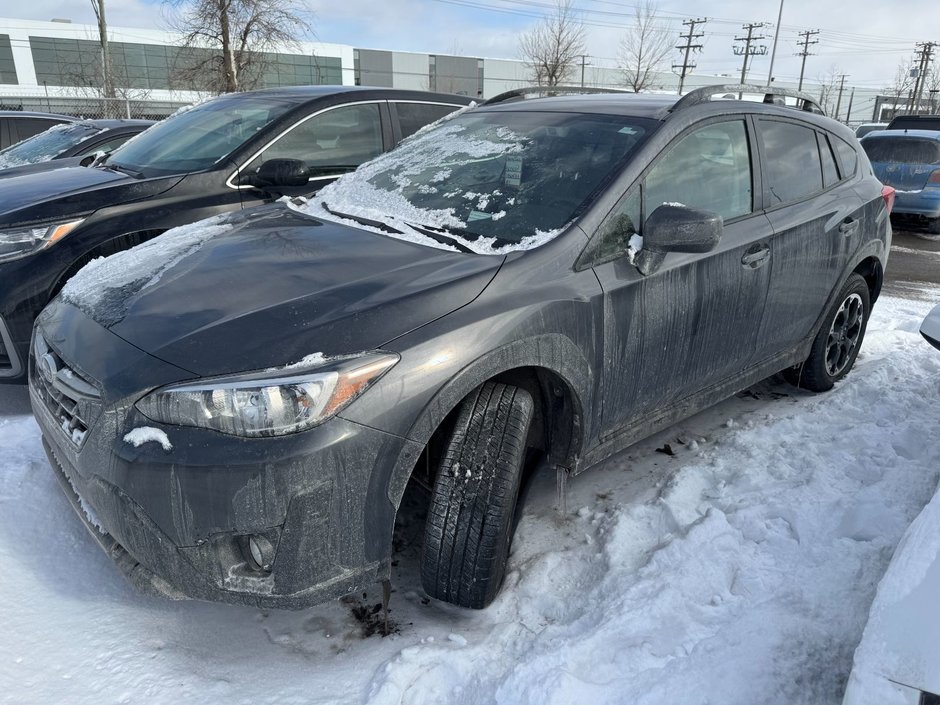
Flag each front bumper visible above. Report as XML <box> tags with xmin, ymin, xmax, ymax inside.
<box><xmin>31</xmin><ymin>304</ymin><xmax>419</xmax><ymax>609</ymax></box>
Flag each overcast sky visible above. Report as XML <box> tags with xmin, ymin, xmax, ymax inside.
<box><xmin>8</xmin><ymin>0</ymin><xmax>936</xmax><ymax>90</ymax></box>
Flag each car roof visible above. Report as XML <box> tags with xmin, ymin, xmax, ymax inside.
<box><xmin>862</xmin><ymin>128</ymin><xmax>940</xmax><ymax>140</ymax></box>
<box><xmin>481</xmin><ymin>92</ymin><xmax>679</xmax><ymax>118</ymax></box>
<box><xmin>0</xmin><ymin>110</ymin><xmax>76</xmax><ymax>121</ymax></box>
<box><xmin>71</xmin><ymin>119</ymin><xmax>155</xmax><ymax>129</ymax></box>
<box><xmin>233</xmin><ymin>85</ymin><xmax>473</xmax><ymax>104</ymax></box>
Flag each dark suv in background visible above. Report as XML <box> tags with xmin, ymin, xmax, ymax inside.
<box><xmin>0</xmin><ymin>86</ymin><xmax>471</xmax><ymax>382</ymax></box>
<box><xmin>32</xmin><ymin>85</ymin><xmax>891</xmax><ymax>611</ymax></box>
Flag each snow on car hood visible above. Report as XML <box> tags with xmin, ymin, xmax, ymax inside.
<box><xmin>60</xmin><ymin>205</ymin><xmax>503</xmax><ymax>376</ymax></box>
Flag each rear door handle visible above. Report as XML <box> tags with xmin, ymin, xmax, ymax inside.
<box><xmin>742</xmin><ymin>244</ymin><xmax>771</xmax><ymax>269</ymax></box>
<box><xmin>839</xmin><ymin>218</ymin><xmax>859</xmax><ymax>236</ymax></box>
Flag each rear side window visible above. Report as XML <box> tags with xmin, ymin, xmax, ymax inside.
<box><xmin>644</xmin><ymin>120</ymin><xmax>753</xmax><ymax>222</ymax></box>
<box><xmin>760</xmin><ymin>120</ymin><xmax>823</xmax><ymax>205</ymax></box>
<box><xmin>861</xmin><ymin>137</ymin><xmax>940</xmax><ymax>165</ymax></box>
<box><xmin>395</xmin><ymin>102</ymin><xmax>460</xmax><ymax>139</ymax></box>
<box><xmin>833</xmin><ymin>137</ymin><xmax>858</xmax><ymax>178</ymax></box>
<box><xmin>818</xmin><ymin>133</ymin><xmax>840</xmax><ymax>187</ymax></box>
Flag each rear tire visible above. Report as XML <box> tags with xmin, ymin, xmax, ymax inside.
<box><xmin>784</xmin><ymin>273</ymin><xmax>870</xmax><ymax>392</ymax></box>
<box><xmin>928</xmin><ymin>217</ymin><xmax>940</xmax><ymax>235</ymax></box>
<box><xmin>420</xmin><ymin>382</ymin><xmax>534</xmax><ymax>609</ymax></box>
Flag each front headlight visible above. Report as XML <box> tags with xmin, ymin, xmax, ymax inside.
<box><xmin>0</xmin><ymin>219</ymin><xmax>84</xmax><ymax>263</ymax></box>
<box><xmin>135</xmin><ymin>352</ymin><xmax>398</xmax><ymax>437</ymax></box>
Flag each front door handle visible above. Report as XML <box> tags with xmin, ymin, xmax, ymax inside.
<box><xmin>839</xmin><ymin>218</ymin><xmax>859</xmax><ymax>236</ymax></box>
<box><xmin>742</xmin><ymin>244</ymin><xmax>771</xmax><ymax>269</ymax></box>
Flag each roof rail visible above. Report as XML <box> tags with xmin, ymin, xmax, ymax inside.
<box><xmin>483</xmin><ymin>86</ymin><xmax>632</xmax><ymax>106</ymax></box>
<box><xmin>670</xmin><ymin>84</ymin><xmax>825</xmax><ymax>116</ymax></box>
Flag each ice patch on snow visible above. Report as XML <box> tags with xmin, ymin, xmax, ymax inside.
<box><xmin>123</xmin><ymin>427</ymin><xmax>173</xmax><ymax>452</ymax></box>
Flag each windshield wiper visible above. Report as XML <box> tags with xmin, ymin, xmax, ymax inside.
<box><xmin>103</xmin><ymin>162</ymin><xmax>143</xmax><ymax>178</ymax></box>
<box><xmin>403</xmin><ymin>221</ymin><xmax>475</xmax><ymax>253</ymax></box>
<box><xmin>322</xmin><ymin>205</ymin><xmax>404</xmax><ymax>235</ymax></box>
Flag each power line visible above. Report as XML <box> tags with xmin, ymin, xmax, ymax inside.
<box><xmin>673</xmin><ymin>17</ymin><xmax>706</xmax><ymax>95</ymax></box>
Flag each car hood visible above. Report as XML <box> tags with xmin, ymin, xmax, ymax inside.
<box><xmin>61</xmin><ymin>205</ymin><xmax>503</xmax><ymax>377</ymax></box>
<box><xmin>0</xmin><ymin>166</ymin><xmax>183</xmax><ymax>225</ymax></box>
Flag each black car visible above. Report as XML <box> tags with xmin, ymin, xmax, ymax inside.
<box><xmin>887</xmin><ymin>114</ymin><xmax>940</xmax><ymax>131</ymax></box>
<box><xmin>0</xmin><ymin>86</ymin><xmax>471</xmax><ymax>382</ymax></box>
<box><xmin>0</xmin><ymin>119</ymin><xmax>154</xmax><ymax>178</ymax></box>
<box><xmin>31</xmin><ymin>85</ymin><xmax>891</xmax><ymax>610</ymax></box>
<box><xmin>0</xmin><ymin>110</ymin><xmax>75</xmax><ymax>149</ymax></box>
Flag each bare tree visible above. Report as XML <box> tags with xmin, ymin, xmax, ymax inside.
<box><xmin>618</xmin><ymin>0</ymin><xmax>673</xmax><ymax>92</ymax></box>
<box><xmin>518</xmin><ymin>0</ymin><xmax>585</xmax><ymax>87</ymax></box>
<box><xmin>816</xmin><ymin>65</ymin><xmax>842</xmax><ymax>116</ymax></box>
<box><xmin>883</xmin><ymin>59</ymin><xmax>917</xmax><ymax>118</ymax></box>
<box><xmin>164</xmin><ymin>0</ymin><xmax>313</xmax><ymax>93</ymax></box>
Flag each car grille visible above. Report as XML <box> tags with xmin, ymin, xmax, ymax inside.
<box><xmin>31</xmin><ymin>334</ymin><xmax>102</xmax><ymax>448</ymax></box>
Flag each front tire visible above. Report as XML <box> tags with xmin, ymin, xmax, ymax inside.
<box><xmin>420</xmin><ymin>382</ymin><xmax>534</xmax><ymax>609</ymax></box>
<box><xmin>785</xmin><ymin>273</ymin><xmax>871</xmax><ymax>392</ymax></box>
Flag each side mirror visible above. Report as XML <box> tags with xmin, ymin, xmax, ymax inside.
<box><xmin>635</xmin><ymin>204</ymin><xmax>722</xmax><ymax>276</ymax></box>
<box><xmin>253</xmin><ymin>158</ymin><xmax>311</xmax><ymax>188</ymax></box>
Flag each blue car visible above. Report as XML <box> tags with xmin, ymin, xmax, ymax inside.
<box><xmin>861</xmin><ymin>129</ymin><xmax>940</xmax><ymax>232</ymax></box>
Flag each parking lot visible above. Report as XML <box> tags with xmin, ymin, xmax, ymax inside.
<box><xmin>883</xmin><ymin>227</ymin><xmax>940</xmax><ymax>299</ymax></box>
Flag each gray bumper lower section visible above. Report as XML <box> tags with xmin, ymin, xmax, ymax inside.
<box><xmin>42</xmin><ymin>436</ymin><xmax>385</xmax><ymax>609</ymax></box>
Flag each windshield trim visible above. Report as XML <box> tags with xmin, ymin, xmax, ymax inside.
<box><xmin>224</xmin><ymin>99</ymin><xmax>388</xmax><ymax>191</ymax></box>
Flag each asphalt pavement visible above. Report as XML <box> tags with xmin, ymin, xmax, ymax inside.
<box><xmin>883</xmin><ymin>227</ymin><xmax>940</xmax><ymax>301</ymax></box>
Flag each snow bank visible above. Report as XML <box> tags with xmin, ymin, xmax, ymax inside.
<box><xmin>1</xmin><ymin>294</ymin><xmax>939</xmax><ymax>704</ymax></box>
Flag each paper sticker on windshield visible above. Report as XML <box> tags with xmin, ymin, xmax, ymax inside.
<box><xmin>618</xmin><ymin>126</ymin><xmax>639</xmax><ymax>135</ymax></box>
<box><xmin>504</xmin><ymin>157</ymin><xmax>522</xmax><ymax>187</ymax></box>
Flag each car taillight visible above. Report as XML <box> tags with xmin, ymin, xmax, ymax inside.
<box><xmin>881</xmin><ymin>185</ymin><xmax>896</xmax><ymax>213</ymax></box>
<box><xmin>929</xmin><ymin>170</ymin><xmax>940</xmax><ymax>183</ymax></box>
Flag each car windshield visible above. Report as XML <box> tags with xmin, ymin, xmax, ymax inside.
<box><xmin>106</xmin><ymin>95</ymin><xmax>298</xmax><ymax>177</ymax></box>
<box><xmin>862</xmin><ymin>137</ymin><xmax>940</xmax><ymax>165</ymax></box>
<box><xmin>0</xmin><ymin>122</ymin><xmax>101</xmax><ymax>168</ymax></box>
<box><xmin>309</xmin><ymin>110</ymin><xmax>651</xmax><ymax>254</ymax></box>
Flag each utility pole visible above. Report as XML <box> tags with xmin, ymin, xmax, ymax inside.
<box><xmin>579</xmin><ymin>54</ymin><xmax>591</xmax><ymax>88</ymax></box>
<box><xmin>910</xmin><ymin>42</ymin><xmax>936</xmax><ymax>114</ymax></box>
<box><xmin>90</xmin><ymin>0</ymin><xmax>117</xmax><ymax>115</ymax></box>
<box><xmin>673</xmin><ymin>17</ymin><xmax>707</xmax><ymax>95</ymax></box>
<box><xmin>834</xmin><ymin>73</ymin><xmax>848</xmax><ymax>119</ymax></box>
<box><xmin>795</xmin><ymin>29</ymin><xmax>819</xmax><ymax>92</ymax></box>
<box><xmin>844</xmin><ymin>86</ymin><xmax>855</xmax><ymax>123</ymax></box>
<box><xmin>733</xmin><ymin>23</ymin><xmax>768</xmax><ymax>87</ymax></box>
<box><xmin>766</xmin><ymin>0</ymin><xmax>785</xmax><ymax>86</ymax></box>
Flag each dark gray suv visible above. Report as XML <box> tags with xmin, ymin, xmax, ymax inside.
<box><xmin>31</xmin><ymin>85</ymin><xmax>892</xmax><ymax>611</ymax></box>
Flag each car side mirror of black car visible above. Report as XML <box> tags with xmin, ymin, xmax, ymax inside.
<box><xmin>635</xmin><ymin>204</ymin><xmax>722</xmax><ymax>276</ymax></box>
<box><xmin>253</xmin><ymin>159</ymin><xmax>311</xmax><ymax>188</ymax></box>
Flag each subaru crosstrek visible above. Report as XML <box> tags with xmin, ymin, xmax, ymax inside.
<box><xmin>32</xmin><ymin>85</ymin><xmax>893</xmax><ymax>610</ymax></box>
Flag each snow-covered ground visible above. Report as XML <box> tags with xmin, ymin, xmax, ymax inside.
<box><xmin>2</xmin><ymin>293</ymin><xmax>939</xmax><ymax>705</ymax></box>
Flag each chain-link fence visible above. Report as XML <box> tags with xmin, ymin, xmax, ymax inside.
<box><xmin>0</xmin><ymin>96</ymin><xmax>190</xmax><ymax>121</ymax></box>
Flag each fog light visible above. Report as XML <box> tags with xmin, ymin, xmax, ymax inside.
<box><xmin>244</xmin><ymin>534</ymin><xmax>275</xmax><ymax>573</ymax></box>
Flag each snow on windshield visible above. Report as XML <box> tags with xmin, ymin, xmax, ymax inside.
<box><xmin>61</xmin><ymin>215</ymin><xmax>233</xmax><ymax>325</ymax></box>
<box><xmin>0</xmin><ymin>122</ymin><xmax>105</xmax><ymax>169</ymax></box>
<box><xmin>303</xmin><ymin>112</ymin><xmax>647</xmax><ymax>255</ymax></box>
